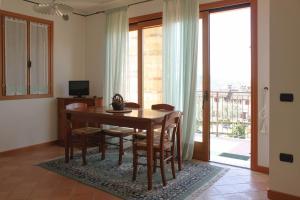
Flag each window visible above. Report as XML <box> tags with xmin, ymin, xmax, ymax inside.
<box><xmin>0</xmin><ymin>11</ymin><xmax>53</xmax><ymax>100</ymax></box>
<box><xmin>142</xmin><ymin>26</ymin><xmax>163</xmax><ymax>109</ymax></box>
<box><xmin>126</xmin><ymin>30</ymin><xmax>138</xmax><ymax>103</ymax></box>
<box><xmin>127</xmin><ymin>14</ymin><xmax>163</xmax><ymax>108</ymax></box>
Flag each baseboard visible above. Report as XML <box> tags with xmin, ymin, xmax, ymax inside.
<box><xmin>252</xmin><ymin>165</ymin><xmax>269</xmax><ymax>174</ymax></box>
<box><xmin>0</xmin><ymin>140</ymin><xmax>59</xmax><ymax>156</ymax></box>
<box><xmin>268</xmin><ymin>190</ymin><xmax>300</xmax><ymax>200</ymax></box>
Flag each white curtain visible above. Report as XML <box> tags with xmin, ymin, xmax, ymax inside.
<box><xmin>163</xmin><ymin>0</ymin><xmax>199</xmax><ymax>160</ymax></box>
<box><xmin>104</xmin><ymin>7</ymin><xmax>129</xmax><ymax>107</ymax></box>
<box><xmin>30</xmin><ymin>22</ymin><xmax>49</xmax><ymax>94</ymax></box>
<box><xmin>5</xmin><ymin>17</ymin><xmax>27</xmax><ymax>96</ymax></box>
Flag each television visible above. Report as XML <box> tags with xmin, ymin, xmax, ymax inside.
<box><xmin>69</xmin><ymin>80</ymin><xmax>89</xmax><ymax>98</ymax></box>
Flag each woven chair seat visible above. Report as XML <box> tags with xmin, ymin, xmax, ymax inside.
<box><xmin>72</xmin><ymin>127</ymin><xmax>102</xmax><ymax>135</ymax></box>
<box><xmin>103</xmin><ymin>127</ymin><xmax>136</xmax><ymax>136</ymax></box>
<box><xmin>135</xmin><ymin>137</ymin><xmax>172</xmax><ymax>149</ymax></box>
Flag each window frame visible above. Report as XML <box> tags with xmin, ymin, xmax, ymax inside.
<box><xmin>0</xmin><ymin>9</ymin><xmax>53</xmax><ymax>100</ymax></box>
<box><xmin>129</xmin><ymin>13</ymin><xmax>162</xmax><ymax>106</ymax></box>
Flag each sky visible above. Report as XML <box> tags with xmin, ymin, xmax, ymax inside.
<box><xmin>197</xmin><ymin>7</ymin><xmax>251</xmax><ymax>91</ymax></box>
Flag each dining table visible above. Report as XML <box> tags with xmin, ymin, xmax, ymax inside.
<box><xmin>64</xmin><ymin>106</ymin><xmax>182</xmax><ymax>190</ymax></box>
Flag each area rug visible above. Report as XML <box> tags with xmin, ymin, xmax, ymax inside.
<box><xmin>38</xmin><ymin>148</ymin><xmax>227</xmax><ymax>200</ymax></box>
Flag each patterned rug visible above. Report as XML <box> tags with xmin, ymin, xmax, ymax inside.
<box><xmin>38</xmin><ymin>148</ymin><xmax>227</xmax><ymax>200</ymax></box>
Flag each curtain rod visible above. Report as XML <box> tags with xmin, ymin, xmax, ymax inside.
<box><xmin>84</xmin><ymin>0</ymin><xmax>154</xmax><ymax>17</ymax></box>
<box><xmin>23</xmin><ymin>0</ymin><xmax>154</xmax><ymax>17</ymax></box>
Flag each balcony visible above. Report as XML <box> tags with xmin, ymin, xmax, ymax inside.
<box><xmin>195</xmin><ymin>90</ymin><xmax>251</xmax><ymax>168</ymax></box>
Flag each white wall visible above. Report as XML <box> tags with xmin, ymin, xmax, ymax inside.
<box><xmin>0</xmin><ymin>0</ymin><xmax>86</xmax><ymax>152</ymax></box>
<box><xmin>85</xmin><ymin>0</ymin><xmax>270</xmax><ymax>167</ymax></box>
<box><xmin>269</xmin><ymin>0</ymin><xmax>300</xmax><ymax>197</ymax></box>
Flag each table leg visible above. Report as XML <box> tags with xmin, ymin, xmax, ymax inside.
<box><xmin>146</xmin><ymin>124</ymin><xmax>153</xmax><ymax>190</ymax></box>
<box><xmin>177</xmin><ymin>121</ymin><xmax>182</xmax><ymax>171</ymax></box>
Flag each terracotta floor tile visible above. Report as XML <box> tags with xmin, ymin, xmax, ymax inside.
<box><xmin>0</xmin><ymin>191</ymin><xmax>10</xmax><ymax>199</ymax></box>
<box><xmin>93</xmin><ymin>191</ymin><xmax>120</xmax><ymax>200</ymax></box>
<box><xmin>234</xmin><ymin>183</ymin><xmax>262</xmax><ymax>193</ymax></box>
<box><xmin>243</xmin><ymin>191</ymin><xmax>269</xmax><ymax>200</ymax></box>
<box><xmin>214</xmin><ymin>185</ymin><xmax>238</xmax><ymax>195</ymax></box>
<box><xmin>0</xmin><ymin>145</ymin><xmax>269</xmax><ymax>200</ymax></box>
<box><xmin>223</xmin><ymin>193</ymin><xmax>250</xmax><ymax>200</ymax></box>
<box><xmin>70</xmin><ymin>193</ymin><xmax>94</xmax><ymax>200</ymax></box>
<box><xmin>8</xmin><ymin>183</ymin><xmax>36</xmax><ymax>200</ymax></box>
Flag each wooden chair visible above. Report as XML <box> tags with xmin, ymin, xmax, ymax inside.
<box><xmin>152</xmin><ymin>103</ymin><xmax>176</xmax><ymax>132</ymax></box>
<box><xmin>66</xmin><ymin>103</ymin><xmax>103</xmax><ymax>165</ymax></box>
<box><xmin>135</xmin><ymin>103</ymin><xmax>175</xmax><ymax>139</ymax></box>
<box><xmin>132</xmin><ymin>111</ymin><xmax>181</xmax><ymax>186</ymax></box>
<box><xmin>102</xmin><ymin>102</ymin><xmax>141</xmax><ymax>165</ymax></box>
<box><xmin>151</xmin><ymin>104</ymin><xmax>175</xmax><ymax>111</ymax></box>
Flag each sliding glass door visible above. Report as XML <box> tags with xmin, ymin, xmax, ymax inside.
<box><xmin>193</xmin><ymin>12</ymin><xmax>210</xmax><ymax>161</ymax></box>
<box><xmin>127</xmin><ymin>3</ymin><xmax>257</xmax><ymax>169</ymax></box>
<box><xmin>209</xmin><ymin>7</ymin><xmax>251</xmax><ymax>168</ymax></box>
<box><xmin>127</xmin><ymin>22</ymin><xmax>163</xmax><ymax>108</ymax></box>
<box><xmin>142</xmin><ymin>27</ymin><xmax>163</xmax><ymax>109</ymax></box>
<box><xmin>194</xmin><ymin>5</ymin><xmax>254</xmax><ymax>168</ymax></box>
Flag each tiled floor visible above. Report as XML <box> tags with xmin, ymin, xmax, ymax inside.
<box><xmin>0</xmin><ymin>145</ymin><xmax>269</xmax><ymax>200</ymax></box>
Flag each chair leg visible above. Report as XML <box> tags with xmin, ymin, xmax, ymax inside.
<box><xmin>101</xmin><ymin>135</ymin><xmax>106</xmax><ymax>160</ymax></box>
<box><xmin>153</xmin><ymin>151</ymin><xmax>157</xmax><ymax>173</ymax></box>
<box><xmin>171</xmin><ymin>148</ymin><xmax>176</xmax><ymax>179</ymax></box>
<box><xmin>118</xmin><ymin>137</ymin><xmax>124</xmax><ymax>165</ymax></box>
<box><xmin>81</xmin><ymin>135</ymin><xmax>87</xmax><ymax>166</ymax></box>
<box><xmin>132</xmin><ymin>144</ymin><xmax>138</xmax><ymax>181</ymax></box>
<box><xmin>160</xmin><ymin>152</ymin><xmax>167</xmax><ymax>186</ymax></box>
<box><xmin>70</xmin><ymin>136</ymin><xmax>74</xmax><ymax>159</ymax></box>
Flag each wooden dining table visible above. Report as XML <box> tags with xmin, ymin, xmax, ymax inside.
<box><xmin>64</xmin><ymin>106</ymin><xmax>182</xmax><ymax>190</ymax></box>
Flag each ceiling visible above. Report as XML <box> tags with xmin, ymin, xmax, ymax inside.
<box><xmin>29</xmin><ymin>0</ymin><xmax>151</xmax><ymax>15</ymax></box>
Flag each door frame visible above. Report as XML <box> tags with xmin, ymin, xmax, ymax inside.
<box><xmin>193</xmin><ymin>0</ymin><xmax>268</xmax><ymax>174</ymax></box>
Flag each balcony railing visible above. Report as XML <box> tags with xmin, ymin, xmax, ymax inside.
<box><xmin>195</xmin><ymin>91</ymin><xmax>251</xmax><ymax>139</ymax></box>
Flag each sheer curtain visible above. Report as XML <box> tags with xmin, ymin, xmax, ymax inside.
<box><xmin>104</xmin><ymin>7</ymin><xmax>129</xmax><ymax>107</ymax></box>
<box><xmin>30</xmin><ymin>22</ymin><xmax>49</xmax><ymax>94</ymax></box>
<box><xmin>163</xmin><ymin>0</ymin><xmax>199</xmax><ymax>160</ymax></box>
<box><xmin>5</xmin><ymin>17</ymin><xmax>27</xmax><ymax>96</ymax></box>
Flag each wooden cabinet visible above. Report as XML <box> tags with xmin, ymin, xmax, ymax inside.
<box><xmin>57</xmin><ymin>97</ymin><xmax>103</xmax><ymax>145</ymax></box>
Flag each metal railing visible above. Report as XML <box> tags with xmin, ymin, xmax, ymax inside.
<box><xmin>195</xmin><ymin>91</ymin><xmax>251</xmax><ymax>139</ymax></box>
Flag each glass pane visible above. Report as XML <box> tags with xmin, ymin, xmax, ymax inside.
<box><xmin>30</xmin><ymin>22</ymin><xmax>49</xmax><ymax>94</ymax></box>
<box><xmin>126</xmin><ymin>30</ymin><xmax>138</xmax><ymax>102</ymax></box>
<box><xmin>209</xmin><ymin>7</ymin><xmax>251</xmax><ymax>168</ymax></box>
<box><xmin>143</xmin><ymin>26</ymin><xmax>163</xmax><ymax>109</ymax></box>
<box><xmin>195</xmin><ymin>19</ymin><xmax>203</xmax><ymax>142</ymax></box>
<box><xmin>4</xmin><ymin>17</ymin><xmax>27</xmax><ymax>96</ymax></box>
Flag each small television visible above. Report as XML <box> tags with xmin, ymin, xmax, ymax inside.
<box><xmin>69</xmin><ymin>80</ymin><xmax>89</xmax><ymax>98</ymax></box>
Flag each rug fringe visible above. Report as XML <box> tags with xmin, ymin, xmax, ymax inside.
<box><xmin>185</xmin><ymin>165</ymin><xmax>229</xmax><ymax>200</ymax></box>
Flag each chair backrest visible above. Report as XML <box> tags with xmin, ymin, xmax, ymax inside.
<box><xmin>151</xmin><ymin>104</ymin><xmax>175</xmax><ymax>111</ymax></box>
<box><xmin>160</xmin><ymin>111</ymin><xmax>181</xmax><ymax>149</ymax></box>
<box><xmin>66</xmin><ymin>103</ymin><xmax>88</xmax><ymax>111</ymax></box>
<box><xmin>66</xmin><ymin>103</ymin><xmax>89</xmax><ymax>128</ymax></box>
<box><xmin>124</xmin><ymin>102</ymin><xmax>141</xmax><ymax>109</ymax></box>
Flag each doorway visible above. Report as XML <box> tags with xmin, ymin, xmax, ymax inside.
<box><xmin>194</xmin><ymin>2</ymin><xmax>255</xmax><ymax>169</ymax></box>
<box><xmin>209</xmin><ymin>7</ymin><xmax>251</xmax><ymax>168</ymax></box>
